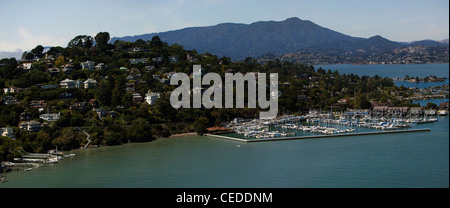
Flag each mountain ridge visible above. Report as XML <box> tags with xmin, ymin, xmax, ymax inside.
<box><xmin>111</xmin><ymin>17</ymin><xmax>448</xmax><ymax>60</ymax></box>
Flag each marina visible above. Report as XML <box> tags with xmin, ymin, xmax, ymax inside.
<box><xmin>1</xmin><ymin>149</ymin><xmax>72</xmax><ymax>173</ymax></box>
<box><xmin>206</xmin><ymin>128</ymin><xmax>431</xmax><ymax>142</ymax></box>
<box><xmin>220</xmin><ymin>109</ymin><xmax>440</xmax><ymax>142</ymax></box>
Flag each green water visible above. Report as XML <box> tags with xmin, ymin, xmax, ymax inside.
<box><xmin>1</xmin><ymin>116</ymin><xmax>448</xmax><ymax>188</ymax></box>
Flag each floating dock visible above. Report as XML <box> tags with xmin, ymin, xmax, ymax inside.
<box><xmin>205</xmin><ymin>128</ymin><xmax>431</xmax><ymax>143</ymax></box>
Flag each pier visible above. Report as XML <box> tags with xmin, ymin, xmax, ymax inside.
<box><xmin>205</xmin><ymin>128</ymin><xmax>431</xmax><ymax>143</ymax></box>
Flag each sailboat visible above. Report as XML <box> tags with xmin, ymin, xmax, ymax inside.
<box><xmin>416</xmin><ymin>114</ymin><xmax>438</xmax><ymax>124</ymax></box>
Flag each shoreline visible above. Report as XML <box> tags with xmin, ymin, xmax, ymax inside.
<box><xmin>167</xmin><ymin>132</ymin><xmax>198</xmax><ymax>138</ymax></box>
<box><xmin>2</xmin><ymin>132</ymin><xmax>200</xmax><ymax>173</ymax></box>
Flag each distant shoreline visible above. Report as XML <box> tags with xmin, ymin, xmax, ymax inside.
<box><xmin>75</xmin><ymin>132</ymin><xmax>199</xmax><ymax>151</ymax></box>
<box><xmin>167</xmin><ymin>132</ymin><xmax>198</xmax><ymax>138</ymax></box>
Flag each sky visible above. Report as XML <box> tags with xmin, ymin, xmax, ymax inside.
<box><xmin>0</xmin><ymin>0</ymin><xmax>448</xmax><ymax>57</ymax></box>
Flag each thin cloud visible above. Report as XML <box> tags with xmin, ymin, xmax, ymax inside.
<box><xmin>0</xmin><ymin>25</ymin><xmax>69</xmax><ymax>51</ymax></box>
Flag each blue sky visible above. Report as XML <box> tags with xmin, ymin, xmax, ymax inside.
<box><xmin>0</xmin><ymin>0</ymin><xmax>448</xmax><ymax>54</ymax></box>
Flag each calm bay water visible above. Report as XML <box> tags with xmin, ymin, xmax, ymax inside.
<box><xmin>1</xmin><ymin>64</ymin><xmax>448</xmax><ymax>188</ymax></box>
<box><xmin>2</xmin><ymin>117</ymin><xmax>448</xmax><ymax>188</ymax></box>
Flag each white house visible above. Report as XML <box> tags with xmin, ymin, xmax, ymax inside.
<box><xmin>21</xmin><ymin>63</ymin><xmax>33</xmax><ymax>71</ymax></box>
<box><xmin>60</xmin><ymin>78</ymin><xmax>76</xmax><ymax>88</ymax></box>
<box><xmin>3</xmin><ymin>87</ymin><xmax>27</xmax><ymax>93</ymax></box>
<box><xmin>81</xmin><ymin>61</ymin><xmax>95</xmax><ymax>70</ymax></box>
<box><xmin>84</xmin><ymin>78</ymin><xmax>97</xmax><ymax>89</ymax></box>
<box><xmin>145</xmin><ymin>92</ymin><xmax>161</xmax><ymax>105</ymax></box>
<box><xmin>39</xmin><ymin>113</ymin><xmax>61</xmax><ymax>122</ymax></box>
<box><xmin>95</xmin><ymin>63</ymin><xmax>106</xmax><ymax>70</ymax></box>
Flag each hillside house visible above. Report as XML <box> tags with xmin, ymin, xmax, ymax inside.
<box><xmin>21</xmin><ymin>63</ymin><xmax>33</xmax><ymax>72</ymax></box>
<box><xmin>130</xmin><ymin>58</ymin><xmax>147</xmax><ymax>64</ymax></box>
<box><xmin>145</xmin><ymin>92</ymin><xmax>161</xmax><ymax>105</ymax></box>
<box><xmin>132</xmin><ymin>93</ymin><xmax>143</xmax><ymax>104</ymax></box>
<box><xmin>19</xmin><ymin>120</ymin><xmax>42</xmax><ymax>132</ymax></box>
<box><xmin>29</xmin><ymin>100</ymin><xmax>46</xmax><ymax>108</ymax></box>
<box><xmin>61</xmin><ymin>64</ymin><xmax>74</xmax><ymax>74</ymax></box>
<box><xmin>84</xmin><ymin>79</ymin><xmax>97</xmax><ymax>89</ymax></box>
<box><xmin>1</xmin><ymin>127</ymin><xmax>15</xmax><ymax>139</ymax></box>
<box><xmin>95</xmin><ymin>63</ymin><xmax>106</xmax><ymax>70</ymax></box>
<box><xmin>2</xmin><ymin>96</ymin><xmax>18</xmax><ymax>105</ymax></box>
<box><xmin>81</xmin><ymin>61</ymin><xmax>95</xmax><ymax>70</ymax></box>
<box><xmin>39</xmin><ymin>113</ymin><xmax>61</xmax><ymax>122</ymax></box>
<box><xmin>47</xmin><ymin>68</ymin><xmax>60</xmax><ymax>75</ymax></box>
<box><xmin>60</xmin><ymin>78</ymin><xmax>76</xmax><ymax>88</ymax></box>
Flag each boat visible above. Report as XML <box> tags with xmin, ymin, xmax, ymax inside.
<box><xmin>0</xmin><ymin>177</ymin><xmax>7</xmax><ymax>183</ymax></box>
<box><xmin>382</xmin><ymin>124</ymin><xmax>399</xmax><ymax>130</ymax></box>
<box><xmin>416</xmin><ymin>116</ymin><xmax>438</xmax><ymax>124</ymax></box>
<box><xmin>438</xmin><ymin>110</ymin><xmax>448</xmax><ymax>116</ymax></box>
<box><xmin>24</xmin><ymin>167</ymin><xmax>32</xmax><ymax>171</ymax></box>
<box><xmin>64</xmin><ymin>153</ymin><xmax>76</xmax><ymax>157</ymax></box>
<box><xmin>346</xmin><ymin>128</ymin><xmax>355</xmax><ymax>132</ymax></box>
<box><xmin>44</xmin><ymin>156</ymin><xmax>59</xmax><ymax>163</ymax></box>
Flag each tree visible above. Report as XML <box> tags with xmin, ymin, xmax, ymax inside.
<box><xmin>46</xmin><ymin>46</ymin><xmax>63</xmax><ymax>56</ymax></box>
<box><xmin>52</xmin><ymin>127</ymin><xmax>84</xmax><ymax>150</ymax></box>
<box><xmin>193</xmin><ymin>116</ymin><xmax>209</xmax><ymax>135</ymax></box>
<box><xmin>426</xmin><ymin>102</ymin><xmax>437</xmax><ymax>109</ymax></box>
<box><xmin>103</xmin><ymin>131</ymin><xmax>123</xmax><ymax>146</ymax></box>
<box><xmin>22</xmin><ymin>51</ymin><xmax>35</xmax><ymax>60</ymax></box>
<box><xmin>96</xmin><ymin>79</ymin><xmax>113</xmax><ymax>107</ymax></box>
<box><xmin>54</xmin><ymin>55</ymin><xmax>66</xmax><ymax>67</ymax></box>
<box><xmin>127</xmin><ymin>118</ymin><xmax>154</xmax><ymax>142</ymax></box>
<box><xmin>95</xmin><ymin>32</ymin><xmax>110</xmax><ymax>51</ymax></box>
<box><xmin>111</xmin><ymin>75</ymin><xmax>126</xmax><ymax>107</ymax></box>
<box><xmin>103</xmin><ymin>118</ymin><xmax>127</xmax><ymax>145</ymax></box>
<box><xmin>150</xmin><ymin>36</ymin><xmax>163</xmax><ymax>48</ymax></box>
<box><xmin>34</xmin><ymin>131</ymin><xmax>52</xmax><ymax>153</ymax></box>
<box><xmin>68</xmin><ymin>35</ymin><xmax>94</xmax><ymax>48</ymax></box>
<box><xmin>0</xmin><ymin>136</ymin><xmax>24</xmax><ymax>161</ymax></box>
<box><xmin>30</xmin><ymin>45</ymin><xmax>45</xmax><ymax>58</ymax></box>
<box><xmin>122</xmin><ymin>92</ymin><xmax>133</xmax><ymax>109</ymax></box>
